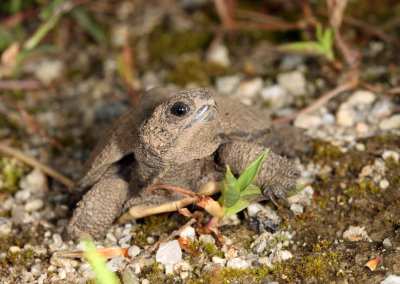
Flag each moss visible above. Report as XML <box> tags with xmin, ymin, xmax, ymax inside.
<box><xmin>167</xmin><ymin>57</ymin><xmax>233</xmax><ymax>87</ymax></box>
<box><xmin>0</xmin><ymin>157</ymin><xmax>28</xmax><ymax>193</ymax></box>
<box><xmin>149</xmin><ymin>26</ymin><xmax>212</xmax><ymax>61</ymax></box>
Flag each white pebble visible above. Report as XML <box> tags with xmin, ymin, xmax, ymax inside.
<box><xmin>277</xmin><ymin>71</ymin><xmax>306</xmax><ymax>95</ymax></box>
<box><xmin>199</xmin><ymin>234</ymin><xmax>215</xmax><ymax>245</ymax></box>
<box><xmin>260</xmin><ymin>85</ymin><xmax>288</xmax><ymax>110</ymax></box>
<box><xmin>347</xmin><ymin>90</ymin><xmax>375</xmax><ymax>105</ymax></box>
<box><xmin>118</xmin><ymin>234</ymin><xmax>132</xmax><ymax>248</ymax></box>
<box><xmin>294</xmin><ymin>114</ymin><xmax>322</xmax><ymax>129</ymax></box>
<box><xmin>258</xmin><ymin>256</ymin><xmax>273</xmax><ymax>268</ymax></box>
<box><xmin>52</xmin><ymin>233</ymin><xmax>62</xmax><ymax>247</ymax></box>
<box><xmin>128</xmin><ymin>245</ymin><xmax>141</xmax><ymax>258</ymax></box>
<box><xmin>9</xmin><ymin>246</ymin><xmax>21</xmax><ymax>253</ymax></box>
<box><xmin>343</xmin><ymin>226</ymin><xmax>368</xmax><ymax>240</ymax></box>
<box><xmin>212</xmin><ymin>256</ymin><xmax>226</xmax><ymax>266</ymax></box>
<box><xmin>206</xmin><ymin>42</ymin><xmax>230</xmax><ymax>66</ymax></box>
<box><xmin>179</xmin><ymin>226</ymin><xmax>196</xmax><ymax>239</ymax></box>
<box><xmin>0</xmin><ymin>217</ymin><xmax>12</xmax><ymax>235</ymax></box>
<box><xmin>15</xmin><ymin>190</ymin><xmax>31</xmax><ymax>202</ymax></box>
<box><xmin>383</xmin><ymin>238</ymin><xmax>392</xmax><ymax>248</ymax></box>
<box><xmin>235</xmin><ymin>78</ymin><xmax>263</xmax><ymax>99</ymax></box>
<box><xmin>156</xmin><ymin>240</ymin><xmax>182</xmax><ymax>265</ymax></box>
<box><xmin>174</xmin><ymin>260</ymin><xmax>192</xmax><ymax>274</ymax></box>
<box><xmin>226</xmin><ymin>257</ymin><xmax>250</xmax><ymax>269</ymax></box>
<box><xmin>215</xmin><ymin>75</ymin><xmax>240</xmax><ymax>95</ymax></box>
<box><xmin>380</xmin><ymin>275</ymin><xmax>400</xmax><ymax>284</ymax></box>
<box><xmin>382</xmin><ymin>150</ymin><xmax>399</xmax><ymax>163</ymax></box>
<box><xmin>24</xmin><ymin>199</ymin><xmax>43</xmax><ymax>212</ymax></box>
<box><xmin>379</xmin><ymin>114</ymin><xmax>400</xmax><ymax>130</ymax></box>
<box><xmin>355</xmin><ymin>143</ymin><xmax>366</xmax><ymax>151</ymax></box>
<box><xmin>379</xmin><ymin>179</ymin><xmax>389</xmax><ymax>190</ymax></box>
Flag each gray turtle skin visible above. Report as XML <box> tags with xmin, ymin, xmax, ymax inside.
<box><xmin>66</xmin><ymin>88</ymin><xmax>305</xmax><ymax>239</ymax></box>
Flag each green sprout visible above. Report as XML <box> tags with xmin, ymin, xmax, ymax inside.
<box><xmin>218</xmin><ymin>150</ymin><xmax>269</xmax><ymax>216</ymax></box>
<box><xmin>81</xmin><ymin>238</ymin><xmax>120</xmax><ymax>284</ymax></box>
<box><xmin>278</xmin><ymin>23</ymin><xmax>335</xmax><ymax>61</ymax></box>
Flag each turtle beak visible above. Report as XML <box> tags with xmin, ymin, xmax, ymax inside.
<box><xmin>185</xmin><ymin>102</ymin><xmax>217</xmax><ymax>129</ymax></box>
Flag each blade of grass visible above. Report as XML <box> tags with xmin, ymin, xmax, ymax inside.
<box><xmin>81</xmin><ymin>238</ymin><xmax>120</xmax><ymax>284</ymax></box>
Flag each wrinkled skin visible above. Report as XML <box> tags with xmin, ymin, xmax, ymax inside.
<box><xmin>66</xmin><ymin>88</ymin><xmax>306</xmax><ymax>239</ymax></box>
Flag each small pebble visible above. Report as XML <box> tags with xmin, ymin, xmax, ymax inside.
<box><xmin>379</xmin><ymin>114</ymin><xmax>400</xmax><ymax>130</ymax></box>
<box><xmin>128</xmin><ymin>245</ymin><xmax>141</xmax><ymax>258</ymax></box>
<box><xmin>294</xmin><ymin>114</ymin><xmax>322</xmax><ymax>129</ymax></box>
<box><xmin>199</xmin><ymin>234</ymin><xmax>215</xmax><ymax>245</ymax></box>
<box><xmin>212</xmin><ymin>256</ymin><xmax>226</xmax><ymax>266</ymax></box>
<box><xmin>156</xmin><ymin>240</ymin><xmax>182</xmax><ymax>265</ymax></box>
<box><xmin>206</xmin><ymin>42</ymin><xmax>230</xmax><ymax>66</ymax></box>
<box><xmin>355</xmin><ymin>143</ymin><xmax>366</xmax><ymax>151</ymax></box>
<box><xmin>30</xmin><ymin>263</ymin><xmax>42</xmax><ymax>276</ymax></box>
<box><xmin>0</xmin><ymin>217</ymin><xmax>12</xmax><ymax>235</ymax></box>
<box><xmin>146</xmin><ymin>237</ymin><xmax>155</xmax><ymax>244</ymax></box>
<box><xmin>9</xmin><ymin>246</ymin><xmax>21</xmax><ymax>253</ymax></box>
<box><xmin>226</xmin><ymin>257</ymin><xmax>250</xmax><ymax>269</ymax></box>
<box><xmin>380</xmin><ymin>275</ymin><xmax>400</xmax><ymax>284</ymax></box>
<box><xmin>52</xmin><ymin>233</ymin><xmax>62</xmax><ymax>247</ymax></box>
<box><xmin>25</xmin><ymin>199</ymin><xmax>44</xmax><ymax>212</ymax></box>
<box><xmin>379</xmin><ymin>179</ymin><xmax>389</xmax><ymax>190</ymax></box>
<box><xmin>382</xmin><ymin>150</ymin><xmax>399</xmax><ymax>163</ymax></box>
<box><xmin>118</xmin><ymin>234</ymin><xmax>132</xmax><ymax>248</ymax></box>
<box><xmin>383</xmin><ymin>238</ymin><xmax>392</xmax><ymax>248</ymax></box>
<box><xmin>173</xmin><ymin>260</ymin><xmax>192</xmax><ymax>274</ymax></box>
<box><xmin>343</xmin><ymin>226</ymin><xmax>368</xmax><ymax>241</ymax></box>
<box><xmin>235</xmin><ymin>78</ymin><xmax>263</xmax><ymax>99</ymax></box>
<box><xmin>215</xmin><ymin>75</ymin><xmax>240</xmax><ymax>95</ymax></box>
<box><xmin>179</xmin><ymin>226</ymin><xmax>196</xmax><ymax>239</ymax></box>
<box><xmin>260</xmin><ymin>85</ymin><xmax>288</xmax><ymax>110</ymax></box>
<box><xmin>258</xmin><ymin>256</ymin><xmax>273</xmax><ymax>268</ymax></box>
<box><xmin>277</xmin><ymin>71</ymin><xmax>306</xmax><ymax>95</ymax></box>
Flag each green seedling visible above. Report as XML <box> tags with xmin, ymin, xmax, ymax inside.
<box><xmin>81</xmin><ymin>238</ymin><xmax>120</xmax><ymax>284</ymax></box>
<box><xmin>218</xmin><ymin>149</ymin><xmax>269</xmax><ymax>216</ymax></box>
<box><xmin>278</xmin><ymin>23</ymin><xmax>335</xmax><ymax>61</ymax></box>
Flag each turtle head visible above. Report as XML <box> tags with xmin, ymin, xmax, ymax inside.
<box><xmin>137</xmin><ymin>88</ymin><xmax>220</xmax><ymax>164</ymax></box>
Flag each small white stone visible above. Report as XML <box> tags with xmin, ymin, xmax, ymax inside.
<box><xmin>50</xmin><ymin>256</ymin><xmax>79</xmax><ymax>267</ymax></box>
<box><xmin>235</xmin><ymin>78</ymin><xmax>263</xmax><ymax>98</ymax></box>
<box><xmin>128</xmin><ymin>245</ymin><xmax>141</xmax><ymax>258</ymax></box>
<box><xmin>379</xmin><ymin>180</ymin><xmax>389</xmax><ymax>190</ymax></box>
<box><xmin>212</xmin><ymin>256</ymin><xmax>226</xmax><ymax>266</ymax></box>
<box><xmin>180</xmin><ymin>272</ymin><xmax>189</xmax><ymax>279</ymax></box>
<box><xmin>360</xmin><ymin>165</ymin><xmax>373</xmax><ymax>177</ymax></box>
<box><xmin>107</xmin><ymin>255</ymin><xmax>127</xmax><ymax>272</ymax></box>
<box><xmin>146</xmin><ymin>237</ymin><xmax>155</xmax><ymax>244</ymax></box>
<box><xmin>258</xmin><ymin>256</ymin><xmax>273</xmax><ymax>268</ymax></box>
<box><xmin>294</xmin><ymin>114</ymin><xmax>322</xmax><ymax>129</ymax></box>
<box><xmin>260</xmin><ymin>85</ymin><xmax>288</xmax><ymax>109</ymax></box>
<box><xmin>383</xmin><ymin>238</ymin><xmax>392</xmax><ymax>248</ymax></box>
<box><xmin>206</xmin><ymin>42</ymin><xmax>230</xmax><ymax>66</ymax></box>
<box><xmin>174</xmin><ymin>260</ymin><xmax>192</xmax><ymax>274</ymax></box>
<box><xmin>368</xmin><ymin>99</ymin><xmax>393</xmax><ymax>123</ymax></box>
<box><xmin>336</xmin><ymin>103</ymin><xmax>355</xmax><ymax>127</ymax></box>
<box><xmin>142</xmin><ymin>280</ymin><xmax>150</xmax><ymax>284</ymax></box>
<box><xmin>382</xmin><ymin>150</ymin><xmax>399</xmax><ymax>163</ymax></box>
<box><xmin>277</xmin><ymin>71</ymin><xmax>306</xmax><ymax>95</ymax></box>
<box><xmin>379</xmin><ymin>114</ymin><xmax>400</xmax><ymax>130</ymax></box>
<box><xmin>0</xmin><ymin>217</ymin><xmax>12</xmax><ymax>235</ymax></box>
<box><xmin>226</xmin><ymin>257</ymin><xmax>250</xmax><ymax>269</ymax></box>
<box><xmin>106</xmin><ymin>233</ymin><xmax>117</xmax><ymax>243</ymax></box>
<box><xmin>290</xmin><ymin>203</ymin><xmax>304</xmax><ymax>214</ymax></box>
<box><xmin>179</xmin><ymin>226</ymin><xmax>196</xmax><ymax>239</ymax></box>
<box><xmin>9</xmin><ymin>246</ymin><xmax>21</xmax><ymax>253</ymax></box>
<box><xmin>30</xmin><ymin>263</ymin><xmax>42</xmax><ymax>276</ymax></box>
<box><xmin>199</xmin><ymin>234</ymin><xmax>215</xmax><ymax>245</ymax></box>
<box><xmin>356</xmin><ymin>122</ymin><xmax>369</xmax><ymax>134</ymax></box>
<box><xmin>343</xmin><ymin>226</ymin><xmax>368</xmax><ymax>240</ymax></box>
<box><xmin>355</xmin><ymin>143</ymin><xmax>366</xmax><ymax>151</ymax></box>
<box><xmin>380</xmin><ymin>275</ymin><xmax>400</xmax><ymax>284</ymax></box>
<box><xmin>27</xmin><ymin>59</ymin><xmax>65</xmax><ymax>85</ymax></box>
<box><xmin>19</xmin><ymin>168</ymin><xmax>48</xmax><ymax>195</ymax></box>
<box><xmin>118</xmin><ymin>234</ymin><xmax>132</xmax><ymax>248</ymax></box>
<box><xmin>347</xmin><ymin>90</ymin><xmax>375</xmax><ymax>105</ymax></box>
<box><xmin>15</xmin><ymin>190</ymin><xmax>31</xmax><ymax>202</ymax></box>
<box><xmin>156</xmin><ymin>240</ymin><xmax>182</xmax><ymax>265</ymax></box>
<box><xmin>52</xmin><ymin>233</ymin><xmax>62</xmax><ymax>247</ymax></box>
<box><xmin>24</xmin><ymin>199</ymin><xmax>43</xmax><ymax>212</ymax></box>
<box><xmin>165</xmin><ymin>263</ymin><xmax>174</xmax><ymax>275</ymax></box>
<box><xmin>215</xmin><ymin>75</ymin><xmax>240</xmax><ymax>95</ymax></box>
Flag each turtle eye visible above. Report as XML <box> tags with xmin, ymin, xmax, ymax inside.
<box><xmin>170</xmin><ymin>102</ymin><xmax>190</xmax><ymax>117</ymax></box>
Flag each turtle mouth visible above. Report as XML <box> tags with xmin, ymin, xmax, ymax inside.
<box><xmin>185</xmin><ymin>103</ymin><xmax>217</xmax><ymax>129</ymax></box>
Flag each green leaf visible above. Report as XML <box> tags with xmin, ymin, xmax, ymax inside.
<box><xmin>237</xmin><ymin>149</ymin><xmax>269</xmax><ymax>192</ymax></box>
<box><xmin>70</xmin><ymin>7</ymin><xmax>107</xmax><ymax>45</ymax></box>
<box><xmin>222</xmin><ymin>166</ymin><xmax>240</xmax><ymax>208</ymax></box>
<box><xmin>81</xmin><ymin>238</ymin><xmax>120</xmax><ymax>284</ymax></box>
<box><xmin>40</xmin><ymin>0</ymin><xmax>64</xmax><ymax>20</ymax></box>
<box><xmin>223</xmin><ymin>184</ymin><xmax>263</xmax><ymax>216</ymax></box>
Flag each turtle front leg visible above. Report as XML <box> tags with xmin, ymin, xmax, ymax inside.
<box><xmin>66</xmin><ymin>176</ymin><xmax>130</xmax><ymax>240</ymax></box>
<box><xmin>217</xmin><ymin>142</ymin><xmax>299</xmax><ymax>204</ymax></box>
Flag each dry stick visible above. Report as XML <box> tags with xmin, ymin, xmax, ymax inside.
<box><xmin>273</xmin><ymin>78</ymin><xmax>357</xmax><ymax>125</ymax></box>
<box><xmin>0</xmin><ymin>142</ymin><xmax>74</xmax><ymax>189</ymax></box>
<box><xmin>359</xmin><ymin>80</ymin><xmax>400</xmax><ymax>96</ymax></box>
<box><xmin>0</xmin><ymin>80</ymin><xmax>41</xmax><ymax>90</ymax></box>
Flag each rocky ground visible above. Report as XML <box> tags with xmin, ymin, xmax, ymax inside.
<box><xmin>1</xmin><ymin>0</ymin><xmax>400</xmax><ymax>283</ymax></box>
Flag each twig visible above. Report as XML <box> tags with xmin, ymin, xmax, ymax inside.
<box><xmin>273</xmin><ymin>76</ymin><xmax>357</xmax><ymax>124</ymax></box>
<box><xmin>359</xmin><ymin>80</ymin><xmax>400</xmax><ymax>96</ymax></box>
<box><xmin>0</xmin><ymin>9</ymin><xmax>37</xmax><ymax>29</ymax></box>
<box><xmin>0</xmin><ymin>80</ymin><xmax>42</xmax><ymax>90</ymax></box>
<box><xmin>0</xmin><ymin>142</ymin><xmax>74</xmax><ymax>189</ymax></box>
